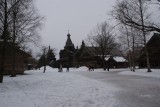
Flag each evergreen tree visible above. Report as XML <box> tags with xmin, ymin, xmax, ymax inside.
<box><xmin>37</xmin><ymin>46</ymin><xmax>56</xmax><ymax>68</ymax></box>
<box><xmin>37</xmin><ymin>54</ymin><xmax>46</xmax><ymax>68</ymax></box>
<box><xmin>46</xmin><ymin>49</ymin><xmax>56</xmax><ymax>67</ymax></box>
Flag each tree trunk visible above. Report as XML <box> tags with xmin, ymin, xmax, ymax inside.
<box><xmin>0</xmin><ymin>0</ymin><xmax>8</xmax><ymax>83</ymax></box>
<box><xmin>43</xmin><ymin>55</ymin><xmax>46</xmax><ymax>73</ymax></box>
<box><xmin>125</xmin><ymin>25</ymin><xmax>132</xmax><ymax>71</ymax></box>
<box><xmin>0</xmin><ymin>43</ymin><xmax>6</xmax><ymax>83</ymax></box>
<box><xmin>131</xmin><ymin>25</ymin><xmax>135</xmax><ymax>72</ymax></box>
<box><xmin>102</xmin><ymin>53</ymin><xmax>106</xmax><ymax>71</ymax></box>
<box><xmin>11</xmin><ymin>12</ymin><xmax>16</xmax><ymax>77</ymax></box>
<box><xmin>128</xmin><ymin>51</ymin><xmax>132</xmax><ymax>71</ymax></box>
<box><xmin>132</xmin><ymin>37</ymin><xmax>135</xmax><ymax>72</ymax></box>
<box><xmin>145</xmin><ymin>46</ymin><xmax>151</xmax><ymax>72</ymax></box>
<box><xmin>139</xmin><ymin>0</ymin><xmax>151</xmax><ymax>72</ymax></box>
<box><xmin>43</xmin><ymin>66</ymin><xmax>46</xmax><ymax>73</ymax></box>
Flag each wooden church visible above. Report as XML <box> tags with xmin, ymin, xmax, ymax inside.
<box><xmin>58</xmin><ymin>33</ymin><xmax>128</xmax><ymax>68</ymax></box>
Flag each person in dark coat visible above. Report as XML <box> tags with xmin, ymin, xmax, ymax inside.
<box><xmin>66</xmin><ymin>65</ymin><xmax>69</xmax><ymax>72</ymax></box>
<box><xmin>58</xmin><ymin>64</ymin><xmax>63</xmax><ymax>72</ymax></box>
<box><xmin>60</xmin><ymin>64</ymin><xmax>63</xmax><ymax>72</ymax></box>
<box><xmin>91</xmin><ymin>65</ymin><xmax>94</xmax><ymax>71</ymax></box>
<box><xmin>88</xmin><ymin>65</ymin><xmax>91</xmax><ymax>71</ymax></box>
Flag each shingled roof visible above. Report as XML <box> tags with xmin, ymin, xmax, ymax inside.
<box><xmin>0</xmin><ymin>41</ymin><xmax>31</xmax><ymax>57</ymax></box>
<box><xmin>76</xmin><ymin>46</ymin><xmax>124</xmax><ymax>58</ymax></box>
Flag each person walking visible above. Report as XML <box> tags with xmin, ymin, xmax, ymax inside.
<box><xmin>60</xmin><ymin>64</ymin><xmax>63</xmax><ymax>72</ymax></box>
<box><xmin>88</xmin><ymin>65</ymin><xmax>91</xmax><ymax>71</ymax></box>
<box><xmin>91</xmin><ymin>65</ymin><xmax>94</xmax><ymax>71</ymax></box>
<box><xmin>66</xmin><ymin>65</ymin><xmax>69</xmax><ymax>72</ymax></box>
<box><xmin>58</xmin><ymin>64</ymin><xmax>63</xmax><ymax>72</ymax></box>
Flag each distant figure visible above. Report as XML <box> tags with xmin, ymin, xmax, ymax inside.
<box><xmin>76</xmin><ymin>65</ymin><xmax>79</xmax><ymax>68</ymax></box>
<box><xmin>58</xmin><ymin>65</ymin><xmax>60</xmax><ymax>72</ymax></box>
<box><xmin>58</xmin><ymin>64</ymin><xmax>63</xmax><ymax>72</ymax></box>
<box><xmin>113</xmin><ymin>63</ymin><xmax>116</xmax><ymax>69</ymax></box>
<box><xmin>66</xmin><ymin>65</ymin><xmax>69</xmax><ymax>72</ymax></box>
<box><xmin>43</xmin><ymin>66</ymin><xmax>46</xmax><ymax>73</ymax></box>
<box><xmin>88</xmin><ymin>65</ymin><xmax>91</xmax><ymax>71</ymax></box>
<box><xmin>60</xmin><ymin>64</ymin><xmax>63</xmax><ymax>72</ymax></box>
<box><xmin>28</xmin><ymin>64</ymin><xmax>31</xmax><ymax>70</ymax></box>
<box><xmin>88</xmin><ymin>65</ymin><xmax>94</xmax><ymax>71</ymax></box>
<box><xmin>107</xmin><ymin>62</ymin><xmax>110</xmax><ymax>71</ymax></box>
<box><xmin>91</xmin><ymin>65</ymin><xmax>94</xmax><ymax>71</ymax></box>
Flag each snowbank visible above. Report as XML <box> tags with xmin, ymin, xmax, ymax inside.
<box><xmin>70</xmin><ymin>66</ymin><xmax>89</xmax><ymax>71</ymax></box>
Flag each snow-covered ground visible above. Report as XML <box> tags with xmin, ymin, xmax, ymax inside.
<box><xmin>0</xmin><ymin>66</ymin><xmax>120</xmax><ymax>107</ymax></box>
<box><xmin>119</xmin><ymin>69</ymin><xmax>160</xmax><ymax>78</ymax></box>
<box><xmin>0</xmin><ymin>66</ymin><xmax>160</xmax><ymax>107</ymax></box>
<box><xmin>71</xmin><ymin>66</ymin><xmax>160</xmax><ymax>78</ymax></box>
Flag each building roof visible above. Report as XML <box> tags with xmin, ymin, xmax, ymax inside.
<box><xmin>147</xmin><ymin>33</ymin><xmax>160</xmax><ymax>47</ymax></box>
<box><xmin>138</xmin><ymin>33</ymin><xmax>160</xmax><ymax>61</ymax></box>
<box><xmin>75</xmin><ymin>46</ymin><xmax>124</xmax><ymax>60</ymax></box>
<box><xmin>113</xmin><ymin>56</ymin><xmax>127</xmax><ymax>62</ymax></box>
<box><xmin>0</xmin><ymin>41</ymin><xmax>31</xmax><ymax>57</ymax></box>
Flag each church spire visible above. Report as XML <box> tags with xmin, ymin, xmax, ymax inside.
<box><xmin>49</xmin><ymin>45</ymin><xmax>50</xmax><ymax>51</ymax></box>
<box><xmin>81</xmin><ymin>40</ymin><xmax>85</xmax><ymax>48</ymax></box>
<box><xmin>64</xmin><ymin>32</ymin><xmax>75</xmax><ymax>51</ymax></box>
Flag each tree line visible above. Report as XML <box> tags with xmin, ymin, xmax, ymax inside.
<box><xmin>37</xmin><ymin>46</ymin><xmax>56</xmax><ymax>73</ymax></box>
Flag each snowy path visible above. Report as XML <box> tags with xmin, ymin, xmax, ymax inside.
<box><xmin>72</xmin><ymin>68</ymin><xmax>160</xmax><ymax>107</ymax></box>
<box><xmin>1</xmin><ymin>67</ymin><xmax>160</xmax><ymax>107</ymax></box>
<box><xmin>0</xmin><ymin>67</ymin><xmax>121</xmax><ymax>107</ymax></box>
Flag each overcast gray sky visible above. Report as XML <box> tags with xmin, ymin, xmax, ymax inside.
<box><xmin>35</xmin><ymin>0</ymin><xmax>116</xmax><ymax>56</ymax></box>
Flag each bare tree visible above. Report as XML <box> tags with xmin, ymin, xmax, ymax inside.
<box><xmin>37</xmin><ymin>46</ymin><xmax>52</xmax><ymax>73</ymax></box>
<box><xmin>0</xmin><ymin>0</ymin><xmax>43</xmax><ymax>82</ymax></box>
<box><xmin>15</xmin><ymin>2</ymin><xmax>42</xmax><ymax>48</ymax></box>
<box><xmin>111</xmin><ymin>0</ymin><xmax>153</xmax><ymax>72</ymax></box>
<box><xmin>147</xmin><ymin>0</ymin><xmax>160</xmax><ymax>6</ymax></box>
<box><xmin>112</xmin><ymin>0</ymin><xmax>160</xmax><ymax>32</ymax></box>
<box><xmin>87</xmin><ymin>21</ymin><xmax>118</xmax><ymax>71</ymax></box>
<box><xmin>9</xmin><ymin>0</ymin><xmax>43</xmax><ymax>77</ymax></box>
<box><xmin>0</xmin><ymin>0</ymin><xmax>22</xmax><ymax>83</ymax></box>
<box><xmin>118</xmin><ymin>25</ymin><xmax>133</xmax><ymax>71</ymax></box>
<box><xmin>119</xmin><ymin>24</ymin><xmax>143</xmax><ymax>71</ymax></box>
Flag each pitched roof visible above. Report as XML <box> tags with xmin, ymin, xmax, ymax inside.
<box><xmin>113</xmin><ymin>56</ymin><xmax>127</xmax><ymax>62</ymax></box>
<box><xmin>138</xmin><ymin>33</ymin><xmax>160</xmax><ymax>61</ymax></box>
<box><xmin>0</xmin><ymin>41</ymin><xmax>31</xmax><ymax>57</ymax></box>
<box><xmin>147</xmin><ymin>33</ymin><xmax>160</xmax><ymax>47</ymax></box>
<box><xmin>77</xmin><ymin>46</ymin><xmax>124</xmax><ymax>57</ymax></box>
